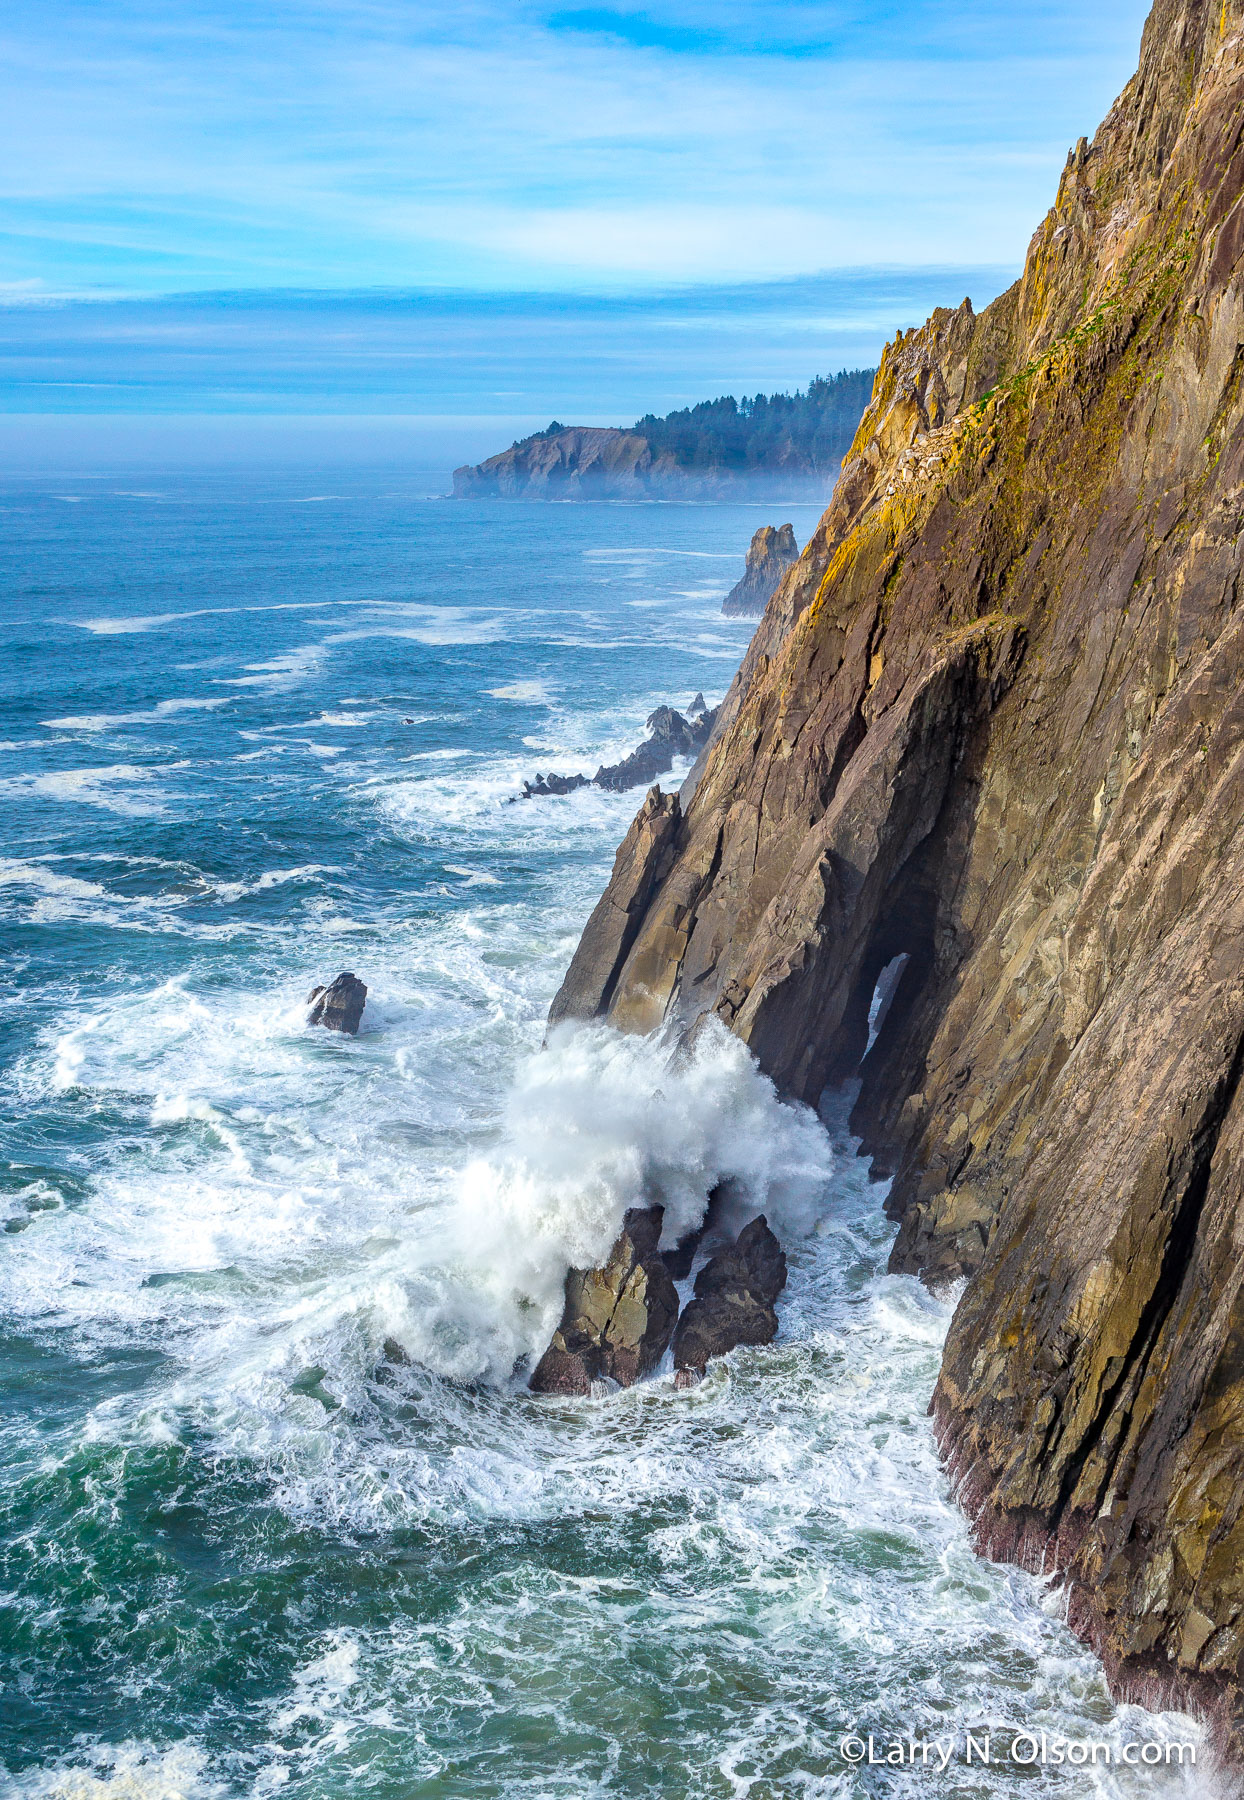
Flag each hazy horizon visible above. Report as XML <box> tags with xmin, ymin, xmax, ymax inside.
<box><xmin>3</xmin><ymin>0</ymin><xmax>1151</xmax><ymax>469</ymax></box>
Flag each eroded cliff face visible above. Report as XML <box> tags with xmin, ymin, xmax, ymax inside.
<box><xmin>551</xmin><ymin>0</ymin><xmax>1244</xmax><ymax>1758</ymax></box>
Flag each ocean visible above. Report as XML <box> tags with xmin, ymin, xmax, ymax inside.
<box><xmin>0</xmin><ymin>471</ymin><xmax>1205</xmax><ymax>1798</ymax></box>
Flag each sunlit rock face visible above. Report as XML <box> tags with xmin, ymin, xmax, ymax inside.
<box><xmin>549</xmin><ymin>0</ymin><xmax>1244</xmax><ymax>1759</ymax></box>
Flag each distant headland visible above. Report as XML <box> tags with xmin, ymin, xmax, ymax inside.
<box><xmin>452</xmin><ymin>370</ymin><xmax>875</xmax><ymax>501</ymax></box>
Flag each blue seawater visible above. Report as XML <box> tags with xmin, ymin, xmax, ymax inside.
<box><xmin>0</xmin><ymin>473</ymin><xmax>1204</xmax><ymax>1798</ymax></box>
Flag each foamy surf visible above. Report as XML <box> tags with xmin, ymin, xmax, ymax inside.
<box><xmin>0</xmin><ymin>485</ymin><xmax>1205</xmax><ymax>1798</ymax></box>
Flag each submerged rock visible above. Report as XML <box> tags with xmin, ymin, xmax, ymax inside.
<box><xmin>307</xmin><ymin>972</ymin><xmax>367</xmax><ymax>1035</ymax></box>
<box><xmin>529</xmin><ymin>1205</ymin><xmax>679</xmax><ymax>1395</ymax></box>
<box><xmin>721</xmin><ymin>524</ymin><xmax>799</xmax><ymax>617</ymax></box>
<box><xmin>672</xmin><ymin>1216</ymin><xmax>788</xmax><ymax>1374</ymax></box>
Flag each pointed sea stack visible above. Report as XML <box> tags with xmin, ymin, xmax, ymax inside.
<box><xmin>721</xmin><ymin>524</ymin><xmax>799</xmax><ymax>616</ymax></box>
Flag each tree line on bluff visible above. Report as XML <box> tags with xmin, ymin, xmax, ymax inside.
<box><xmin>527</xmin><ymin>367</ymin><xmax>875</xmax><ymax>473</ymax></box>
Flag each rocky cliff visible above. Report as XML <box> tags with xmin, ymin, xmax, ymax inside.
<box><xmin>550</xmin><ymin>0</ymin><xmax>1244</xmax><ymax>1761</ymax></box>
<box><xmin>454</xmin><ymin>427</ymin><xmax>661</xmax><ymax>499</ymax></box>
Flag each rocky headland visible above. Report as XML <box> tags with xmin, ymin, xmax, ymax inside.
<box><xmin>452</xmin><ymin>373</ymin><xmax>874</xmax><ymax>501</ymax></box>
<box><xmin>721</xmin><ymin>524</ymin><xmax>800</xmax><ymax>616</ymax></box>
<box><xmin>540</xmin><ymin>0</ymin><xmax>1244</xmax><ymax>1766</ymax></box>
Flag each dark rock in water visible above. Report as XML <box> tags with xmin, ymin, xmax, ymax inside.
<box><xmin>699</xmin><ymin>1214</ymin><xmax>788</xmax><ymax>1304</ymax></box>
<box><xmin>721</xmin><ymin>524</ymin><xmax>799</xmax><ymax>617</ymax></box>
<box><xmin>529</xmin><ymin>1204</ymin><xmax>679</xmax><ymax>1394</ymax></box>
<box><xmin>512</xmin><ymin>771</ymin><xmax>590</xmax><ymax>801</ymax></box>
<box><xmin>672</xmin><ymin>1215</ymin><xmax>788</xmax><ymax>1373</ymax></box>
<box><xmin>673</xmin><ymin>1287</ymin><xmax>778</xmax><ymax>1373</ymax></box>
<box><xmin>593</xmin><ymin>703</ymin><xmax>718</xmax><ymax>793</ymax></box>
<box><xmin>307</xmin><ymin>972</ymin><xmax>367</xmax><ymax>1035</ymax></box>
<box><xmin>512</xmin><ymin>696</ymin><xmax>718</xmax><ymax>804</ymax></box>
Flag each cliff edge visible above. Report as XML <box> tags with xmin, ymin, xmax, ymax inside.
<box><xmin>550</xmin><ymin>0</ymin><xmax>1244</xmax><ymax>1759</ymax></box>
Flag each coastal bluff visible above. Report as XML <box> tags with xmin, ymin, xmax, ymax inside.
<box><xmin>452</xmin><ymin>372</ymin><xmax>875</xmax><ymax>501</ymax></box>
<box><xmin>547</xmin><ymin>0</ymin><xmax>1244</xmax><ymax>1766</ymax></box>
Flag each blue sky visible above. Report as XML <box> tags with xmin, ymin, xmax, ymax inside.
<box><xmin>0</xmin><ymin>0</ymin><xmax>1152</xmax><ymax>457</ymax></box>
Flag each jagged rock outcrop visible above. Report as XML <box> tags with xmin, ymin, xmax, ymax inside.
<box><xmin>307</xmin><ymin>972</ymin><xmax>367</xmax><ymax>1035</ymax></box>
<box><xmin>594</xmin><ymin>704</ymin><xmax>718</xmax><ymax>792</ymax></box>
<box><xmin>547</xmin><ymin>0</ymin><xmax>1244</xmax><ymax>1761</ymax></box>
<box><xmin>513</xmin><ymin>772</ymin><xmax>590</xmax><ymax>800</ymax></box>
<box><xmin>529</xmin><ymin>1206</ymin><xmax>678</xmax><ymax>1394</ymax></box>
<box><xmin>721</xmin><ymin>524</ymin><xmax>800</xmax><ymax>616</ymax></box>
<box><xmin>513</xmin><ymin>701</ymin><xmax>717</xmax><ymax>803</ymax></box>
<box><xmin>672</xmin><ymin>1216</ymin><xmax>788</xmax><ymax>1377</ymax></box>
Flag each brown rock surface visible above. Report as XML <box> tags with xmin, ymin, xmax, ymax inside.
<box><xmin>529</xmin><ymin>1206</ymin><xmax>679</xmax><ymax>1394</ymax></box>
<box><xmin>672</xmin><ymin>1215</ymin><xmax>789</xmax><ymax>1373</ymax></box>
<box><xmin>548</xmin><ymin>0</ymin><xmax>1244</xmax><ymax>1758</ymax></box>
<box><xmin>721</xmin><ymin>524</ymin><xmax>800</xmax><ymax>616</ymax></box>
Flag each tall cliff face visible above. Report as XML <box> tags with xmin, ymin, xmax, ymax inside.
<box><xmin>551</xmin><ymin>0</ymin><xmax>1244</xmax><ymax>1756</ymax></box>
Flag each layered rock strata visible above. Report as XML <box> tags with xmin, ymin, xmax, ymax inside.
<box><xmin>549</xmin><ymin>0</ymin><xmax>1244</xmax><ymax>1758</ymax></box>
<box><xmin>721</xmin><ymin>524</ymin><xmax>800</xmax><ymax>616</ymax></box>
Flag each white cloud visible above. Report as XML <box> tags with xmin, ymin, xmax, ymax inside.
<box><xmin>0</xmin><ymin>0</ymin><xmax>1151</xmax><ymax>292</ymax></box>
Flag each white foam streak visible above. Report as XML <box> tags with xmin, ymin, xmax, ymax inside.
<box><xmin>41</xmin><ymin>698</ymin><xmax>234</xmax><ymax>731</ymax></box>
<box><xmin>0</xmin><ymin>765</ymin><xmax>169</xmax><ymax>815</ymax></box>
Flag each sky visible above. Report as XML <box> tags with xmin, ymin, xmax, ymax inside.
<box><xmin>0</xmin><ymin>0</ymin><xmax>1153</xmax><ymax>464</ymax></box>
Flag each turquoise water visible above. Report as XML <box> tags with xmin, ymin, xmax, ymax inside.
<box><xmin>0</xmin><ymin>474</ymin><xmax>1206</xmax><ymax>1798</ymax></box>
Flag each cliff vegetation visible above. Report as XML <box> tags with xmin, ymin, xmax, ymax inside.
<box><xmin>452</xmin><ymin>370</ymin><xmax>874</xmax><ymax>500</ymax></box>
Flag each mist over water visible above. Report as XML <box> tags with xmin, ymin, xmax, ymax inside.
<box><xmin>0</xmin><ymin>474</ymin><xmax>1206</xmax><ymax>1797</ymax></box>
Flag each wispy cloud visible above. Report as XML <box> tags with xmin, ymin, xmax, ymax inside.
<box><xmin>0</xmin><ymin>0</ymin><xmax>1149</xmax><ymax>294</ymax></box>
<box><xmin>0</xmin><ymin>269</ymin><xmax>1013</xmax><ymax>423</ymax></box>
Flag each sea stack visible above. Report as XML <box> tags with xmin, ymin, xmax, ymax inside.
<box><xmin>721</xmin><ymin>524</ymin><xmax>799</xmax><ymax>616</ymax></box>
<box><xmin>547</xmin><ymin>0</ymin><xmax>1244</xmax><ymax>1761</ymax></box>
